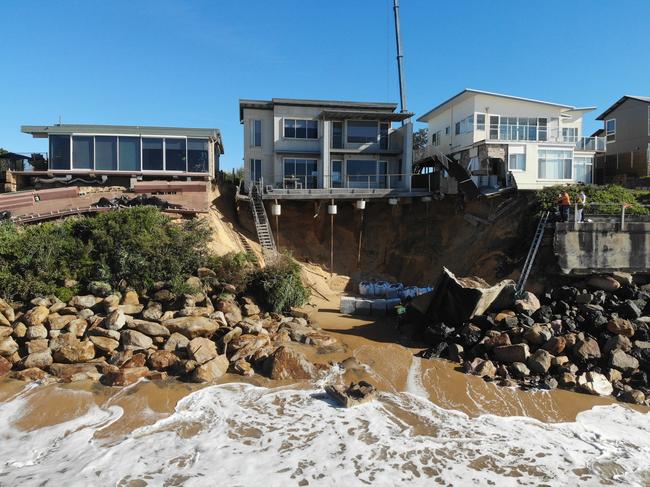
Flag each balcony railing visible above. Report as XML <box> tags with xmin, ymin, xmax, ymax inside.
<box><xmin>486</xmin><ymin>127</ymin><xmax>605</xmax><ymax>151</ymax></box>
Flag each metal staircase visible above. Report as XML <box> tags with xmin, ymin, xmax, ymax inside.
<box><xmin>250</xmin><ymin>184</ymin><xmax>277</xmax><ymax>254</ymax></box>
<box><xmin>516</xmin><ymin>210</ymin><xmax>550</xmax><ymax>296</ymax></box>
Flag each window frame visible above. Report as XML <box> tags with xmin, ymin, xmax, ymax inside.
<box><xmin>346</xmin><ymin>120</ymin><xmax>380</xmax><ymax>144</ymax></box>
<box><xmin>48</xmin><ymin>134</ymin><xmax>72</xmax><ymax>170</ymax></box>
<box><xmin>283</xmin><ymin>118</ymin><xmax>318</xmax><ymax>140</ymax></box>
<box><xmin>476</xmin><ymin>113</ymin><xmax>486</xmax><ymax>131</ymax></box>
<box><xmin>605</xmin><ymin>118</ymin><xmax>616</xmax><ymax>143</ymax></box>
<box><xmin>250</xmin><ymin>158</ymin><xmax>262</xmax><ymax>182</ymax></box>
<box><xmin>573</xmin><ymin>155</ymin><xmax>594</xmax><ymax>184</ymax></box>
<box><xmin>537</xmin><ymin>148</ymin><xmax>573</xmax><ymax>180</ymax></box>
<box><xmin>252</xmin><ymin>120</ymin><xmax>262</xmax><ymax>147</ymax></box>
<box><xmin>282</xmin><ymin>158</ymin><xmax>318</xmax><ymax>188</ymax></box>
<box><xmin>331</xmin><ymin>121</ymin><xmax>343</xmax><ymax>149</ymax></box>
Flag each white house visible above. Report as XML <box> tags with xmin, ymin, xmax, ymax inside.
<box><xmin>416</xmin><ymin>89</ymin><xmax>605</xmax><ymax>193</ymax></box>
<box><xmin>239</xmin><ymin>98</ymin><xmax>414</xmax><ymax>198</ymax></box>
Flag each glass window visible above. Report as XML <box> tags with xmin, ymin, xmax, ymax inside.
<box><xmin>253</xmin><ymin>120</ymin><xmax>262</xmax><ymax>147</ymax></box>
<box><xmin>49</xmin><ymin>135</ymin><xmax>70</xmax><ymax>170</ymax></box>
<box><xmin>332</xmin><ymin>121</ymin><xmax>343</xmax><ymax>148</ymax></box>
<box><xmin>347</xmin><ymin>121</ymin><xmax>378</xmax><ymax>143</ymax></box>
<box><xmin>346</xmin><ymin>159</ymin><xmax>378</xmax><ymax>188</ymax></box>
<box><xmin>574</xmin><ymin>156</ymin><xmax>593</xmax><ymax>184</ymax></box>
<box><xmin>283</xmin><ymin>159</ymin><xmax>317</xmax><ymax>188</ymax></box>
<box><xmin>332</xmin><ymin>160</ymin><xmax>342</xmax><ymax>188</ymax></box>
<box><xmin>455</xmin><ymin>122</ymin><xmax>461</xmax><ymax>135</ymax></box>
<box><xmin>606</xmin><ymin>119</ymin><xmax>616</xmax><ymax>143</ymax></box>
<box><xmin>379</xmin><ymin>122</ymin><xmax>389</xmax><ymax>149</ymax></box>
<box><xmin>119</xmin><ymin>137</ymin><xmax>140</xmax><ymax>171</ymax></box>
<box><xmin>188</xmin><ymin>139</ymin><xmax>209</xmax><ymax>173</ymax></box>
<box><xmin>538</xmin><ymin>149</ymin><xmax>572</xmax><ymax>179</ymax></box>
<box><xmin>562</xmin><ymin>127</ymin><xmax>578</xmax><ymax>143</ymax></box>
<box><xmin>445</xmin><ymin>126</ymin><xmax>450</xmax><ymax>135</ymax></box>
<box><xmin>295</xmin><ymin>120</ymin><xmax>307</xmax><ymax>138</ymax></box>
<box><xmin>476</xmin><ymin>114</ymin><xmax>485</xmax><ymax>131</ymax></box>
<box><xmin>95</xmin><ymin>136</ymin><xmax>117</xmax><ymax>171</ymax></box>
<box><xmin>284</xmin><ymin>119</ymin><xmax>296</xmax><ymax>138</ymax></box>
<box><xmin>142</xmin><ymin>138</ymin><xmax>163</xmax><ymax>171</ymax></box>
<box><xmin>489</xmin><ymin>116</ymin><xmax>499</xmax><ymax>140</ymax></box>
<box><xmin>165</xmin><ymin>138</ymin><xmax>186</xmax><ymax>171</ymax></box>
<box><xmin>538</xmin><ymin>118</ymin><xmax>548</xmax><ymax>141</ymax></box>
<box><xmin>306</xmin><ymin>120</ymin><xmax>318</xmax><ymax>139</ymax></box>
<box><xmin>508</xmin><ymin>153</ymin><xmax>525</xmax><ymax>171</ymax></box>
<box><xmin>250</xmin><ymin>159</ymin><xmax>261</xmax><ymax>182</ymax></box>
<box><xmin>72</xmin><ymin>136</ymin><xmax>93</xmax><ymax>170</ymax></box>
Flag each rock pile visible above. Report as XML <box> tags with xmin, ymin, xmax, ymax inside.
<box><xmin>416</xmin><ymin>271</ymin><xmax>650</xmax><ymax>405</ymax></box>
<box><xmin>0</xmin><ymin>270</ymin><xmax>337</xmax><ymax>386</ymax></box>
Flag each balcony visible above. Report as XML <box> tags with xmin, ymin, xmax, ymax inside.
<box><xmin>486</xmin><ymin>127</ymin><xmax>605</xmax><ymax>152</ymax></box>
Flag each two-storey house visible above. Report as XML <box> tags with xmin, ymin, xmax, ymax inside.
<box><xmin>239</xmin><ymin>98</ymin><xmax>414</xmax><ymax>198</ymax></box>
<box><xmin>416</xmin><ymin>89</ymin><xmax>604</xmax><ymax>194</ymax></box>
<box><xmin>594</xmin><ymin>95</ymin><xmax>650</xmax><ymax>185</ymax></box>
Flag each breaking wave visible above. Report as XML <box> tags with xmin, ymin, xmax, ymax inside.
<box><xmin>0</xmin><ymin>382</ymin><xmax>649</xmax><ymax>486</ymax></box>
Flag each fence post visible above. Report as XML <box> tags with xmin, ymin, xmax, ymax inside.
<box><xmin>574</xmin><ymin>202</ymin><xmax>579</xmax><ymax>230</ymax></box>
<box><xmin>621</xmin><ymin>204</ymin><xmax>626</xmax><ymax>231</ymax></box>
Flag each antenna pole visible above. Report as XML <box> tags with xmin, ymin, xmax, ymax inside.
<box><xmin>392</xmin><ymin>0</ymin><xmax>408</xmax><ymax>123</ymax></box>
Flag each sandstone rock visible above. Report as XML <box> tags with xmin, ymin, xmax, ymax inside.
<box><xmin>233</xmin><ymin>359</ymin><xmax>254</xmax><ymax>376</ymax></box>
<box><xmin>606</xmin><ymin>368</ymin><xmax>623</xmax><ymax>383</ymax></box>
<box><xmin>49</xmin><ymin>363</ymin><xmax>102</xmax><ymax>382</ymax></box>
<box><xmin>12</xmin><ymin>323</ymin><xmax>26</xmax><ymax>339</ymax></box>
<box><xmin>523</xmin><ymin>324</ymin><xmax>552</xmax><ymax>346</ymax></box>
<box><xmin>325</xmin><ymin>381</ymin><xmax>377</xmax><ymax>408</ymax></box>
<box><xmin>191</xmin><ymin>355</ymin><xmax>229</xmax><ymax>382</ymax></box>
<box><xmin>70</xmin><ymin>295</ymin><xmax>98</xmax><ymax>309</ymax></box>
<box><xmin>148</xmin><ymin>350</ymin><xmax>180</xmax><ymax>371</ymax></box>
<box><xmin>161</xmin><ymin>316</ymin><xmax>219</xmax><ymax>339</ymax></box>
<box><xmin>551</xmin><ymin>355</ymin><xmax>570</xmax><ymax>367</ymax></box>
<box><xmin>474</xmin><ymin>359</ymin><xmax>497</xmax><ymax>379</ymax></box>
<box><xmin>609</xmin><ymin>349</ymin><xmax>639</xmax><ymax>373</ymax></box>
<box><xmin>103</xmin><ymin>295</ymin><xmax>121</xmax><ymax>313</ymax></box>
<box><xmin>527</xmin><ymin>349</ymin><xmax>553</xmax><ymax>374</ymax></box>
<box><xmin>163</xmin><ymin>332</ymin><xmax>190</xmax><ymax>352</ymax></box>
<box><xmin>607</xmin><ymin>318</ymin><xmax>635</xmax><ymax>337</ymax></box>
<box><xmin>130</xmin><ymin>319</ymin><xmax>170</xmax><ymax>337</ymax></box>
<box><xmin>121</xmin><ymin>330</ymin><xmax>153</xmax><ymax>350</ymax></box>
<box><xmin>153</xmin><ymin>289</ymin><xmax>175</xmax><ymax>303</ymax></box>
<box><xmin>47</xmin><ymin>313</ymin><xmax>77</xmax><ymax>330</ymax></box>
<box><xmin>587</xmin><ymin>276</ymin><xmax>620</xmax><ymax>292</ymax></box>
<box><xmin>104</xmin><ymin>309</ymin><xmax>126</xmax><ymax>331</ymax></box>
<box><xmin>0</xmin><ymin>337</ymin><xmax>19</xmax><ymax>357</ymax></box>
<box><xmin>102</xmin><ymin>366</ymin><xmax>149</xmax><ymax>386</ymax></box>
<box><xmin>304</xmin><ymin>332</ymin><xmax>337</xmax><ymax>348</ymax></box>
<box><xmin>88</xmin><ymin>281</ymin><xmax>112</xmax><ymax>298</ymax></box>
<box><xmin>0</xmin><ymin>313</ymin><xmax>10</xmax><ymax>327</ymax></box>
<box><xmin>122</xmin><ymin>352</ymin><xmax>147</xmax><ymax>368</ymax></box>
<box><xmin>542</xmin><ymin>336</ymin><xmax>566</xmax><ymax>355</ymax></box>
<box><xmin>23</xmin><ymin>350</ymin><xmax>53</xmax><ymax>369</ymax></box>
<box><xmin>241</xmin><ymin>297</ymin><xmax>260</xmax><ymax>317</ymax></box>
<box><xmin>23</xmin><ymin>306</ymin><xmax>50</xmax><ymax>327</ymax></box>
<box><xmin>510</xmin><ymin>362</ymin><xmax>530</xmax><ymax>378</ymax></box>
<box><xmin>142</xmin><ymin>302</ymin><xmax>163</xmax><ymax>321</ymax></box>
<box><xmin>25</xmin><ymin>325</ymin><xmax>48</xmax><ymax>340</ymax></box>
<box><xmin>26</xmin><ymin>339</ymin><xmax>49</xmax><ymax>354</ymax></box>
<box><xmin>13</xmin><ymin>367</ymin><xmax>47</xmax><ymax>381</ymax></box>
<box><xmin>119</xmin><ymin>304</ymin><xmax>145</xmax><ymax>315</ymax></box>
<box><xmin>514</xmin><ymin>291</ymin><xmax>541</xmax><ymax>315</ymax></box>
<box><xmin>573</xmin><ymin>336</ymin><xmax>601</xmax><ymax>362</ymax></box>
<box><xmin>66</xmin><ymin>318</ymin><xmax>88</xmax><ymax>337</ymax></box>
<box><xmin>88</xmin><ymin>327</ymin><xmax>121</xmax><ymax>341</ymax></box>
<box><xmin>635</xmin><ymin>340</ymin><xmax>650</xmax><ymax>350</ymax></box>
<box><xmin>263</xmin><ymin>346</ymin><xmax>316</xmax><ymax>380</ymax></box>
<box><xmin>622</xmin><ymin>389</ymin><xmax>646</xmax><ymax>405</ymax></box>
<box><xmin>31</xmin><ymin>297</ymin><xmax>50</xmax><ymax>307</ymax></box>
<box><xmin>0</xmin><ymin>356</ymin><xmax>12</xmax><ymax>376</ymax></box>
<box><xmin>483</xmin><ymin>332</ymin><xmax>511</xmax><ymax>349</ymax></box>
<box><xmin>229</xmin><ymin>334</ymin><xmax>271</xmax><ymax>363</ymax></box>
<box><xmin>577</xmin><ymin>371</ymin><xmax>613</xmax><ymax>396</ymax></box>
<box><xmin>188</xmin><ymin>337</ymin><xmax>218</xmax><ymax>364</ymax></box>
<box><xmin>493</xmin><ymin>343</ymin><xmax>530</xmax><ymax>363</ymax></box>
<box><xmin>89</xmin><ymin>335</ymin><xmax>120</xmax><ymax>353</ymax></box>
<box><xmin>77</xmin><ymin>309</ymin><xmax>94</xmax><ymax>320</ymax></box>
<box><xmin>216</xmin><ymin>300</ymin><xmax>243</xmax><ymax>326</ymax></box>
<box><xmin>122</xmin><ymin>290</ymin><xmax>140</xmax><ymax>306</ymax></box>
<box><xmin>50</xmin><ymin>334</ymin><xmax>95</xmax><ymax>363</ymax></box>
<box><xmin>0</xmin><ymin>326</ymin><xmax>12</xmax><ymax>338</ymax></box>
<box><xmin>603</xmin><ymin>335</ymin><xmax>632</xmax><ymax>354</ymax></box>
<box><xmin>220</xmin><ymin>326</ymin><xmax>242</xmax><ymax>351</ymax></box>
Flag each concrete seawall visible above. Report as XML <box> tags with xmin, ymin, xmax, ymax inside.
<box><xmin>555</xmin><ymin>220</ymin><xmax>650</xmax><ymax>274</ymax></box>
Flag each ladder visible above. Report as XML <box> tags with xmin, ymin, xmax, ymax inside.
<box><xmin>249</xmin><ymin>184</ymin><xmax>277</xmax><ymax>254</ymax></box>
<box><xmin>516</xmin><ymin>210</ymin><xmax>550</xmax><ymax>296</ymax></box>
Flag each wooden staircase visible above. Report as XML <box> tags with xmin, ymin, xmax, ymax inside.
<box><xmin>250</xmin><ymin>184</ymin><xmax>277</xmax><ymax>255</ymax></box>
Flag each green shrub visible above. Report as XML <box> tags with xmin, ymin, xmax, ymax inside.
<box><xmin>247</xmin><ymin>253</ymin><xmax>309</xmax><ymax>313</ymax></box>
<box><xmin>534</xmin><ymin>184</ymin><xmax>650</xmax><ymax>216</ymax></box>
<box><xmin>205</xmin><ymin>251</ymin><xmax>257</xmax><ymax>290</ymax></box>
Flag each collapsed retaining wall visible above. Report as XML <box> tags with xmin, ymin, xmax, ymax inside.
<box><xmin>555</xmin><ymin>221</ymin><xmax>650</xmax><ymax>274</ymax></box>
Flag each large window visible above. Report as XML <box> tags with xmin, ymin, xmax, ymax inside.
<box><xmin>49</xmin><ymin>135</ymin><xmax>70</xmax><ymax>170</ymax></box>
<box><xmin>379</xmin><ymin>122</ymin><xmax>389</xmax><ymax>150</ymax></box>
<box><xmin>562</xmin><ymin>127</ymin><xmax>578</xmax><ymax>143</ymax></box>
<box><xmin>188</xmin><ymin>139</ymin><xmax>209</xmax><ymax>173</ymax></box>
<box><xmin>574</xmin><ymin>156</ymin><xmax>593</xmax><ymax>184</ymax></box>
<box><xmin>165</xmin><ymin>138</ymin><xmax>186</xmax><ymax>171</ymax></box>
<box><xmin>119</xmin><ymin>137</ymin><xmax>140</xmax><ymax>171</ymax></box>
<box><xmin>508</xmin><ymin>146</ymin><xmax>526</xmax><ymax>171</ymax></box>
<box><xmin>284</xmin><ymin>119</ymin><xmax>318</xmax><ymax>139</ymax></box>
<box><xmin>332</xmin><ymin>122</ymin><xmax>343</xmax><ymax>148</ymax></box>
<box><xmin>489</xmin><ymin>116</ymin><xmax>499</xmax><ymax>140</ymax></box>
<box><xmin>432</xmin><ymin>130</ymin><xmax>442</xmax><ymax>147</ymax></box>
<box><xmin>538</xmin><ymin>149</ymin><xmax>572</xmax><ymax>179</ymax></box>
<box><xmin>95</xmin><ymin>136</ymin><xmax>117</xmax><ymax>171</ymax></box>
<box><xmin>253</xmin><ymin>120</ymin><xmax>262</xmax><ymax>147</ymax></box>
<box><xmin>332</xmin><ymin>160</ymin><xmax>342</xmax><ymax>188</ymax></box>
<box><xmin>346</xmin><ymin>159</ymin><xmax>387</xmax><ymax>188</ymax></box>
<box><xmin>347</xmin><ymin>121</ymin><xmax>378</xmax><ymax>144</ymax></box>
<box><xmin>142</xmin><ymin>138</ymin><xmax>164</xmax><ymax>171</ymax></box>
<box><xmin>72</xmin><ymin>136</ymin><xmax>93</xmax><ymax>170</ymax></box>
<box><xmin>250</xmin><ymin>159</ymin><xmax>262</xmax><ymax>182</ymax></box>
<box><xmin>606</xmin><ymin>119</ymin><xmax>616</xmax><ymax>143</ymax></box>
<box><xmin>283</xmin><ymin>158</ymin><xmax>317</xmax><ymax>188</ymax></box>
<box><xmin>476</xmin><ymin>113</ymin><xmax>486</xmax><ymax>131</ymax></box>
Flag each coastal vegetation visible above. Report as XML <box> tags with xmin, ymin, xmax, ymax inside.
<box><xmin>535</xmin><ymin>184</ymin><xmax>650</xmax><ymax>216</ymax></box>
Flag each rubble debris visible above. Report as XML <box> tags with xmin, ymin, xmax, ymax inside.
<box><xmin>325</xmin><ymin>381</ymin><xmax>377</xmax><ymax>407</ymax></box>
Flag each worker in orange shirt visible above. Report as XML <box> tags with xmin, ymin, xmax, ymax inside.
<box><xmin>559</xmin><ymin>191</ymin><xmax>571</xmax><ymax>222</ymax></box>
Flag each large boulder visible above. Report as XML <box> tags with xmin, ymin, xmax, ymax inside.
<box><xmin>542</xmin><ymin>336</ymin><xmax>566</xmax><ymax>355</ymax></box>
<box><xmin>187</xmin><ymin>337</ymin><xmax>218</xmax><ymax>364</ymax></box>
<box><xmin>23</xmin><ymin>350</ymin><xmax>53</xmax><ymax>369</ymax></box>
<box><xmin>26</xmin><ymin>325</ymin><xmax>48</xmax><ymax>340</ymax></box>
<box><xmin>47</xmin><ymin>314</ymin><xmax>77</xmax><ymax>330</ymax></box>
<box><xmin>465</xmin><ymin>358</ymin><xmax>496</xmax><ymax>378</ymax></box>
<box><xmin>577</xmin><ymin>372</ymin><xmax>613</xmax><ymax>396</ymax></box>
<box><xmin>129</xmin><ymin>319</ymin><xmax>170</xmax><ymax>337</ymax></box>
<box><xmin>148</xmin><ymin>350</ymin><xmax>180</xmax><ymax>371</ymax></box>
<box><xmin>0</xmin><ymin>356</ymin><xmax>12</xmax><ymax>376</ymax></box>
<box><xmin>50</xmin><ymin>334</ymin><xmax>95</xmax><ymax>363</ymax></box>
<box><xmin>191</xmin><ymin>355</ymin><xmax>229</xmax><ymax>383</ymax></box>
<box><xmin>603</xmin><ymin>335</ymin><xmax>632</xmax><ymax>354</ymax></box>
<box><xmin>49</xmin><ymin>363</ymin><xmax>102</xmax><ymax>382</ymax></box>
<box><xmin>0</xmin><ymin>337</ymin><xmax>19</xmax><ymax>357</ymax></box>
<box><xmin>23</xmin><ymin>306</ymin><xmax>50</xmax><ymax>327</ymax></box>
<box><xmin>89</xmin><ymin>335</ymin><xmax>120</xmax><ymax>353</ymax></box>
<box><xmin>216</xmin><ymin>300</ymin><xmax>243</xmax><ymax>326</ymax></box>
<box><xmin>609</xmin><ymin>349</ymin><xmax>639</xmax><ymax>373</ymax></box>
<box><xmin>70</xmin><ymin>295</ymin><xmax>99</xmax><ymax>310</ymax></box>
<box><xmin>493</xmin><ymin>343</ymin><xmax>530</xmax><ymax>363</ymax></box>
<box><xmin>121</xmin><ymin>330</ymin><xmax>153</xmax><ymax>350</ymax></box>
<box><xmin>573</xmin><ymin>336</ymin><xmax>601</xmax><ymax>362</ymax></box>
<box><xmin>527</xmin><ymin>349</ymin><xmax>553</xmax><ymax>374</ymax></box>
<box><xmin>104</xmin><ymin>309</ymin><xmax>126</xmax><ymax>331</ymax></box>
<box><xmin>142</xmin><ymin>302</ymin><xmax>163</xmax><ymax>321</ymax></box>
<box><xmin>587</xmin><ymin>276</ymin><xmax>620</xmax><ymax>292</ymax></box>
<box><xmin>102</xmin><ymin>367</ymin><xmax>150</xmax><ymax>386</ymax></box>
<box><xmin>514</xmin><ymin>291</ymin><xmax>541</xmax><ymax>315</ymax></box>
<box><xmin>263</xmin><ymin>346</ymin><xmax>316</xmax><ymax>380</ymax></box>
<box><xmin>607</xmin><ymin>318</ymin><xmax>635</xmax><ymax>337</ymax></box>
<box><xmin>163</xmin><ymin>332</ymin><xmax>190</xmax><ymax>352</ymax></box>
<box><xmin>161</xmin><ymin>316</ymin><xmax>219</xmax><ymax>339</ymax></box>
<box><xmin>523</xmin><ymin>324</ymin><xmax>552</xmax><ymax>346</ymax></box>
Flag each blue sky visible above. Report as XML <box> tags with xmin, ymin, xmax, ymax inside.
<box><xmin>2</xmin><ymin>0</ymin><xmax>649</xmax><ymax>171</ymax></box>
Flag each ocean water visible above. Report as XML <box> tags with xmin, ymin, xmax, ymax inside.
<box><xmin>0</xmin><ymin>380</ymin><xmax>649</xmax><ymax>487</ymax></box>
